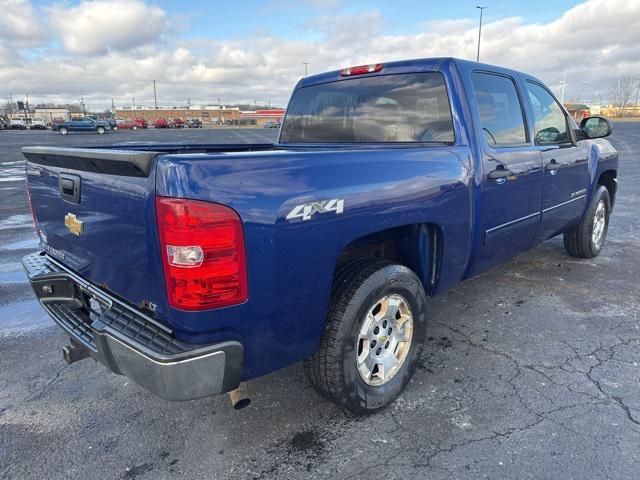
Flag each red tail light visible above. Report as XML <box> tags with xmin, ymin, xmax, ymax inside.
<box><xmin>340</xmin><ymin>63</ymin><xmax>383</xmax><ymax>76</ymax></box>
<box><xmin>156</xmin><ymin>197</ymin><xmax>248</xmax><ymax>311</ymax></box>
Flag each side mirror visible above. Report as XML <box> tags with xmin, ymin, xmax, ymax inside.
<box><xmin>578</xmin><ymin>116</ymin><xmax>612</xmax><ymax>140</ymax></box>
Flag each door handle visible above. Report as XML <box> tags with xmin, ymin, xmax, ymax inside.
<box><xmin>545</xmin><ymin>159</ymin><xmax>561</xmax><ymax>171</ymax></box>
<box><xmin>488</xmin><ymin>168</ymin><xmax>513</xmax><ymax>180</ymax></box>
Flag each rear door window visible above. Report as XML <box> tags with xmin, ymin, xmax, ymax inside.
<box><xmin>471</xmin><ymin>72</ymin><xmax>528</xmax><ymax>146</ymax></box>
<box><xmin>280</xmin><ymin>72</ymin><xmax>455</xmax><ymax>144</ymax></box>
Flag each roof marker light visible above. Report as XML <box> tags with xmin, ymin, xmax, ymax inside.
<box><xmin>340</xmin><ymin>63</ymin><xmax>384</xmax><ymax>76</ymax></box>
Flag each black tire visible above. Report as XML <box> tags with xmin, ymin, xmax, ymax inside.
<box><xmin>304</xmin><ymin>259</ymin><xmax>428</xmax><ymax>415</ymax></box>
<box><xmin>564</xmin><ymin>185</ymin><xmax>611</xmax><ymax>258</ymax></box>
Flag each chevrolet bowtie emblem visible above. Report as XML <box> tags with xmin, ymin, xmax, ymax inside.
<box><xmin>64</xmin><ymin>213</ymin><xmax>83</xmax><ymax>236</ymax></box>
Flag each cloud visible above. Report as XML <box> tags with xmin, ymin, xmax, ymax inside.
<box><xmin>0</xmin><ymin>0</ymin><xmax>47</xmax><ymax>47</ymax></box>
<box><xmin>49</xmin><ymin>0</ymin><xmax>169</xmax><ymax>55</ymax></box>
<box><xmin>1</xmin><ymin>0</ymin><xmax>639</xmax><ymax>109</ymax></box>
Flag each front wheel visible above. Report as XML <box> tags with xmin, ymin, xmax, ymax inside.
<box><xmin>58</xmin><ymin>127</ymin><xmax>68</xmax><ymax>135</ymax></box>
<box><xmin>132</xmin><ymin>125</ymin><xmax>138</xmax><ymax>130</ymax></box>
<box><xmin>564</xmin><ymin>185</ymin><xmax>611</xmax><ymax>258</ymax></box>
<box><xmin>96</xmin><ymin>126</ymin><xmax>106</xmax><ymax>134</ymax></box>
<box><xmin>304</xmin><ymin>260</ymin><xmax>427</xmax><ymax>415</ymax></box>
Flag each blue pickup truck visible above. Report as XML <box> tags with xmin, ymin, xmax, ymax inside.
<box><xmin>51</xmin><ymin>116</ymin><xmax>111</xmax><ymax>135</ymax></box>
<box><xmin>22</xmin><ymin>58</ymin><xmax>617</xmax><ymax>415</ymax></box>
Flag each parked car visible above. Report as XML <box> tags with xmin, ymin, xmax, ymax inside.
<box><xmin>154</xmin><ymin>118</ymin><xmax>170</xmax><ymax>128</ymax></box>
<box><xmin>30</xmin><ymin>118</ymin><xmax>47</xmax><ymax>130</ymax></box>
<box><xmin>263</xmin><ymin>121</ymin><xmax>280</xmax><ymax>128</ymax></box>
<box><xmin>0</xmin><ymin>116</ymin><xmax>7</xmax><ymax>130</ymax></box>
<box><xmin>134</xmin><ymin>118</ymin><xmax>148</xmax><ymax>129</ymax></box>
<box><xmin>51</xmin><ymin>116</ymin><xmax>110</xmax><ymax>135</ymax></box>
<box><xmin>85</xmin><ymin>116</ymin><xmax>116</xmax><ymax>130</ymax></box>
<box><xmin>186</xmin><ymin>118</ymin><xmax>202</xmax><ymax>128</ymax></box>
<box><xmin>21</xmin><ymin>57</ymin><xmax>618</xmax><ymax>415</ymax></box>
<box><xmin>9</xmin><ymin>119</ymin><xmax>27</xmax><ymax>130</ymax></box>
<box><xmin>115</xmin><ymin>119</ymin><xmax>142</xmax><ymax>130</ymax></box>
<box><xmin>171</xmin><ymin>118</ymin><xmax>185</xmax><ymax>128</ymax></box>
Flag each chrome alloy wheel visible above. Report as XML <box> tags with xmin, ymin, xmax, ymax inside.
<box><xmin>592</xmin><ymin>199</ymin><xmax>607</xmax><ymax>248</ymax></box>
<box><xmin>356</xmin><ymin>294</ymin><xmax>414</xmax><ymax>386</ymax></box>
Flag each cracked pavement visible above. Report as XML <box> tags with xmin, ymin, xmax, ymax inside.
<box><xmin>1</xmin><ymin>125</ymin><xmax>639</xmax><ymax>479</ymax></box>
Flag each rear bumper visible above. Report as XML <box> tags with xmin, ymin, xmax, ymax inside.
<box><xmin>22</xmin><ymin>252</ymin><xmax>243</xmax><ymax>401</ymax></box>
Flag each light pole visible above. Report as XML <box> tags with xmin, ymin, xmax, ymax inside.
<box><xmin>634</xmin><ymin>79</ymin><xmax>639</xmax><ymax>118</ymax></box>
<box><xmin>303</xmin><ymin>62</ymin><xmax>309</xmax><ymax>77</ymax></box>
<box><xmin>153</xmin><ymin>80</ymin><xmax>158</xmax><ymax>109</ymax></box>
<box><xmin>476</xmin><ymin>6</ymin><xmax>487</xmax><ymax>62</ymax></box>
<box><xmin>560</xmin><ymin>69</ymin><xmax>567</xmax><ymax>103</ymax></box>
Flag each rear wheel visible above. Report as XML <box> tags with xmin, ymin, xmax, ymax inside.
<box><xmin>58</xmin><ymin>127</ymin><xmax>68</xmax><ymax>135</ymax></box>
<box><xmin>132</xmin><ymin>125</ymin><xmax>138</xmax><ymax>130</ymax></box>
<box><xmin>96</xmin><ymin>126</ymin><xmax>106</xmax><ymax>134</ymax></box>
<box><xmin>564</xmin><ymin>185</ymin><xmax>611</xmax><ymax>258</ymax></box>
<box><xmin>304</xmin><ymin>260</ymin><xmax>427</xmax><ymax>415</ymax></box>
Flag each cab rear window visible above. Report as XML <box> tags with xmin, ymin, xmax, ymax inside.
<box><xmin>280</xmin><ymin>72</ymin><xmax>455</xmax><ymax>144</ymax></box>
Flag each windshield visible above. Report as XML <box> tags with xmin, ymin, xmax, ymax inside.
<box><xmin>280</xmin><ymin>72</ymin><xmax>454</xmax><ymax>144</ymax></box>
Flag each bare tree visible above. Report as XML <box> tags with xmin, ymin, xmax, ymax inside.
<box><xmin>609</xmin><ymin>75</ymin><xmax>638</xmax><ymax>116</ymax></box>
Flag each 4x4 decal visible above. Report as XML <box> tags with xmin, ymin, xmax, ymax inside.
<box><xmin>285</xmin><ymin>199</ymin><xmax>344</xmax><ymax>221</ymax></box>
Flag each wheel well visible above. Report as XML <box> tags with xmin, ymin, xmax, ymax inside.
<box><xmin>597</xmin><ymin>170</ymin><xmax>617</xmax><ymax>207</ymax></box>
<box><xmin>334</xmin><ymin>223</ymin><xmax>442</xmax><ymax>295</ymax></box>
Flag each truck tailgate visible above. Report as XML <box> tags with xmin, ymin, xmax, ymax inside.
<box><xmin>23</xmin><ymin>146</ymin><xmax>167</xmax><ymax>316</ymax></box>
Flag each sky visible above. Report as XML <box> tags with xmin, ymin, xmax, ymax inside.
<box><xmin>1</xmin><ymin>0</ymin><xmax>639</xmax><ymax>110</ymax></box>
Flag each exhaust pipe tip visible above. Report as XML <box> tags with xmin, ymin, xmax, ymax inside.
<box><xmin>62</xmin><ymin>340</ymin><xmax>90</xmax><ymax>364</ymax></box>
<box><xmin>229</xmin><ymin>383</ymin><xmax>251</xmax><ymax>410</ymax></box>
<box><xmin>62</xmin><ymin>346</ymin><xmax>72</xmax><ymax>364</ymax></box>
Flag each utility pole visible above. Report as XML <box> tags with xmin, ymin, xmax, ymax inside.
<box><xmin>132</xmin><ymin>97</ymin><xmax>135</xmax><ymax>111</ymax></box>
<box><xmin>80</xmin><ymin>98</ymin><xmax>85</xmax><ymax>116</ymax></box>
<box><xmin>111</xmin><ymin>98</ymin><xmax>115</xmax><ymax>110</ymax></box>
<box><xmin>153</xmin><ymin>80</ymin><xmax>158</xmax><ymax>109</ymax></box>
<box><xmin>476</xmin><ymin>6</ymin><xmax>487</xmax><ymax>62</ymax></box>
<box><xmin>303</xmin><ymin>62</ymin><xmax>309</xmax><ymax>77</ymax></box>
<box><xmin>217</xmin><ymin>97</ymin><xmax>221</xmax><ymax>107</ymax></box>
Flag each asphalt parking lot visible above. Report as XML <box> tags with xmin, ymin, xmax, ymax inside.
<box><xmin>1</xmin><ymin>125</ymin><xmax>639</xmax><ymax>479</ymax></box>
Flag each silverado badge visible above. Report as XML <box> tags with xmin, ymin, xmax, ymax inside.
<box><xmin>64</xmin><ymin>213</ymin><xmax>83</xmax><ymax>236</ymax></box>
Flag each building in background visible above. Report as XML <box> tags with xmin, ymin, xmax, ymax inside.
<box><xmin>115</xmin><ymin>106</ymin><xmax>241</xmax><ymax>125</ymax></box>
<box><xmin>114</xmin><ymin>106</ymin><xmax>285</xmax><ymax>127</ymax></box>
<box><xmin>563</xmin><ymin>103</ymin><xmax>591</xmax><ymax>121</ymax></box>
<box><xmin>7</xmin><ymin>107</ymin><xmax>71</xmax><ymax>125</ymax></box>
<box><xmin>239</xmin><ymin>109</ymin><xmax>285</xmax><ymax>126</ymax></box>
<box><xmin>35</xmin><ymin>108</ymin><xmax>71</xmax><ymax>123</ymax></box>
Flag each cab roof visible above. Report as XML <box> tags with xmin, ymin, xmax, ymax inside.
<box><xmin>297</xmin><ymin>57</ymin><xmax>542</xmax><ymax>88</ymax></box>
